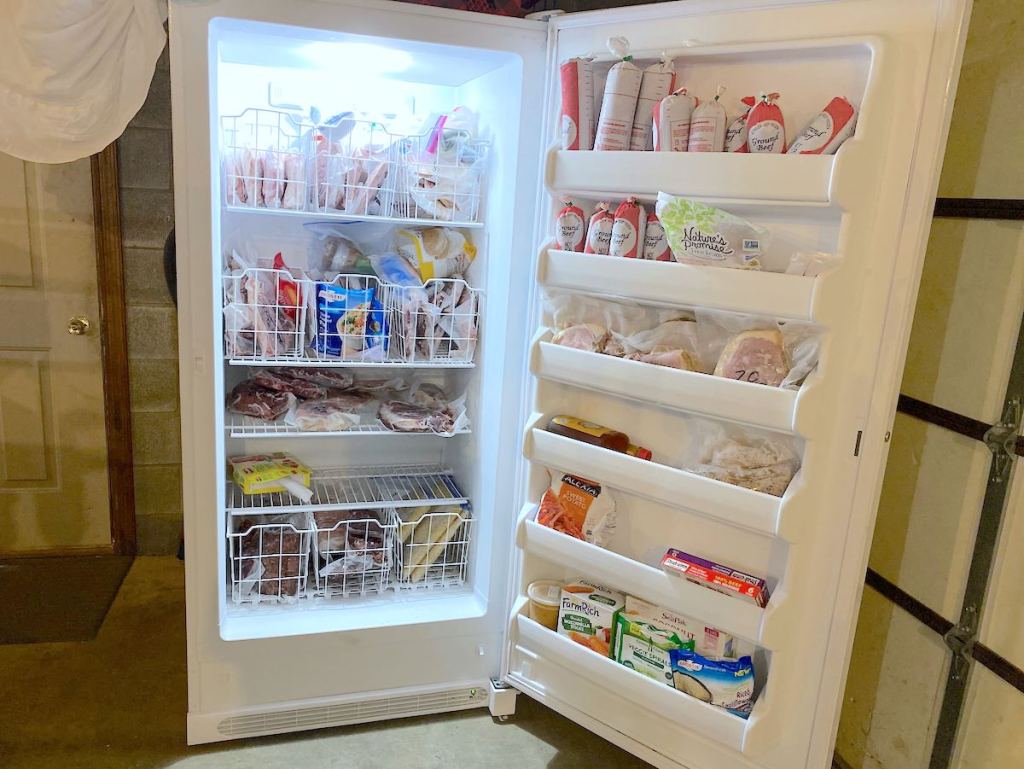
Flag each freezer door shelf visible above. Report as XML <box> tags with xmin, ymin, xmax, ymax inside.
<box><xmin>518</xmin><ymin>505</ymin><xmax>776</xmax><ymax>647</ymax></box>
<box><xmin>226</xmin><ymin>463</ymin><xmax>467</xmax><ymax>515</ymax></box>
<box><xmin>547</xmin><ymin>148</ymin><xmax>835</xmax><ymax>205</ymax></box>
<box><xmin>223</xmin><ymin>204</ymin><xmax>485</xmax><ymax>230</ymax></box>
<box><xmin>539</xmin><ymin>249</ymin><xmax>821</xmax><ymax>322</ymax></box>
<box><xmin>525</xmin><ymin>427</ymin><xmax>798</xmax><ymax>539</ymax></box>
<box><xmin>225</xmin><ymin>412</ymin><xmax>471</xmax><ymax>438</ymax></box>
<box><xmin>508</xmin><ymin>611</ymin><xmax>763</xmax><ymax>757</ymax></box>
<box><xmin>532</xmin><ymin>334</ymin><xmax>801</xmax><ymax>435</ymax></box>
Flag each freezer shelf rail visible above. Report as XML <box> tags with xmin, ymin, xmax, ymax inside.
<box><xmin>226</xmin><ymin>464</ymin><xmax>468</xmax><ymax>515</ymax></box>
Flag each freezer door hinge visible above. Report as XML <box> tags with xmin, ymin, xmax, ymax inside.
<box><xmin>487</xmin><ymin>677</ymin><xmax>519</xmax><ymax>720</ymax></box>
<box><xmin>983</xmin><ymin>397</ymin><xmax>1021</xmax><ymax>483</ymax></box>
<box><xmin>943</xmin><ymin>604</ymin><xmax>978</xmax><ymax>683</ymax></box>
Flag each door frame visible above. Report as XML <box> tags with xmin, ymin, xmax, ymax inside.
<box><xmin>92</xmin><ymin>144</ymin><xmax>137</xmax><ymax>557</ymax></box>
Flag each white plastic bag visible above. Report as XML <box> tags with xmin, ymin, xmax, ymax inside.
<box><xmin>678</xmin><ymin>419</ymin><xmax>800</xmax><ymax>498</ymax></box>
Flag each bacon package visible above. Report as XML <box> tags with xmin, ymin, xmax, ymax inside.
<box><xmin>594</xmin><ymin>38</ymin><xmax>643</xmax><ymax>152</ymax></box>
<box><xmin>609</xmin><ymin>197</ymin><xmax>647</xmax><ymax>258</ymax></box>
<box><xmin>725</xmin><ymin>96</ymin><xmax>757</xmax><ymax>153</ymax></box>
<box><xmin>555</xmin><ymin>200</ymin><xmax>586</xmax><ymax>252</ymax></box>
<box><xmin>559</xmin><ymin>58</ymin><xmax>596</xmax><ymax>151</ymax></box>
<box><xmin>653</xmin><ymin>87</ymin><xmax>697</xmax><ymax>152</ymax></box>
<box><xmin>642</xmin><ymin>211</ymin><xmax>672</xmax><ymax>261</ymax></box>
<box><xmin>584</xmin><ymin>203</ymin><xmax>614</xmax><ymax>255</ymax></box>
<box><xmin>788</xmin><ymin>96</ymin><xmax>858</xmax><ymax>155</ymax></box>
<box><xmin>629</xmin><ymin>56</ymin><xmax>676</xmax><ymax>151</ymax></box>
<box><xmin>687</xmin><ymin>86</ymin><xmax>727</xmax><ymax>152</ymax></box>
<box><xmin>747</xmin><ymin>92</ymin><xmax>786</xmax><ymax>154</ymax></box>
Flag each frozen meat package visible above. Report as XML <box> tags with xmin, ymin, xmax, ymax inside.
<box><xmin>788</xmin><ymin>96</ymin><xmax>858</xmax><ymax>155</ymax></box>
<box><xmin>630</xmin><ymin>56</ymin><xmax>676</xmax><ymax>151</ymax></box>
<box><xmin>593</xmin><ymin>38</ymin><xmax>643</xmax><ymax>152</ymax></box>
<box><xmin>655</xmin><ymin>194</ymin><xmax>769</xmax><ymax>269</ymax></box>
<box><xmin>559</xmin><ymin>57</ymin><xmax>596</xmax><ymax>151</ymax></box>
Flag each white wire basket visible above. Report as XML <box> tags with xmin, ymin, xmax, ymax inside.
<box><xmin>312</xmin><ymin>509</ymin><xmax>396</xmax><ymax>598</ymax></box>
<box><xmin>223</xmin><ymin>267</ymin><xmax>308</xmax><ymax>360</ymax></box>
<box><xmin>228</xmin><ymin>515</ymin><xmax>313</xmax><ymax>604</ymax></box>
<box><xmin>311</xmin><ymin>119</ymin><xmax>488</xmax><ymax>223</ymax></box>
<box><xmin>222</xmin><ymin>108</ymin><xmax>313</xmax><ymax>211</ymax></box>
<box><xmin>392</xmin><ymin>279</ymin><xmax>481</xmax><ymax>364</ymax></box>
<box><xmin>392</xmin><ymin>506</ymin><xmax>474</xmax><ymax>590</ymax></box>
<box><xmin>307</xmin><ymin>274</ymin><xmax>394</xmax><ymax>362</ymax></box>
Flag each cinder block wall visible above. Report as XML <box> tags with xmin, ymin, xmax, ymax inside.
<box><xmin>117</xmin><ymin>46</ymin><xmax>181</xmax><ymax>555</ymax></box>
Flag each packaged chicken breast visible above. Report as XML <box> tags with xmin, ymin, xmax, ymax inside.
<box><xmin>555</xmin><ymin>200</ymin><xmax>586</xmax><ymax>252</ymax></box>
<box><xmin>725</xmin><ymin>96</ymin><xmax>757</xmax><ymax>153</ymax></box>
<box><xmin>560</xmin><ymin>57</ymin><xmax>596</xmax><ymax>151</ymax></box>
<box><xmin>609</xmin><ymin>197</ymin><xmax>646</xmax><ymax>258</ymax></box>
<box><xmin>746</xmin><ymin>92</ymin><xmax>786</xmax><ymax>153</ymax></box>
<box><xmin>687</xmin><ymin>86</ymin><xmax>727</xmax><ymax>152</ymax></box>
<box><xmin>630</xmin><ymin>55</ymin><xmax>676</xmax><ymax>151</ymax></box>
<box><xmin>653</xmin><ymin>87</ymin><xmax>697</xmax><ymax>152</ymax></box>
<box><xmin>788</xmin><ymin>96</ymin><xmax>857</xmax><ymax>155</ymax></box>
<box><xmin>594</xmin><ymin>38</ymin><xmax>643</xmax><ymax>152</ymax></box>
<box><xmin>584</xmin><ymin>203</ymin><xmax>614</xmax><ymax>255</ymax></box>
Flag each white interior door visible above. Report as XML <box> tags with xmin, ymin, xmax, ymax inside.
<box><xmin>0</xmin><ymin>154</ymin><xmax>111</xmax><ymax>554</ymax></box>
<box><xmin>504</xmin><ymin>2</ymin><xmax>971</xmax><ymax>769</ymax></box>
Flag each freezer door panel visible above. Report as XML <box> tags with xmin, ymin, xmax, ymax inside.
<box><xmin>170</xmin><ymin>0</ymin><xmax>546</xmax><ymax>741</ymax></box>
<box><xmin>509</xmin><ymin>1</ymin><xmax>969</xmax><ymax>769</ymax></box>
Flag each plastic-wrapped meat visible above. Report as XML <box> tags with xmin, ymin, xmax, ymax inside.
<box><xmin>349</xmin><ymin>377</ymin><xmax>404</xmax><ymax>392</ymax></box>
<box><xmin>280</xmin><ymin>152</ymin><xmax>306</xmax><ymax>210</ymax></box>
<box><xmin>231</xmin><ymin>148</ymin><xmax>258</xmax><ymax>205</ymax></box>
<box><xmin>237</xmin><ymin>517</ymin><xmax>306</xmax><ymax>598</ymax></box>
<box><xmin>227</xmin><ymin>381</ymin><xmax>294</xmax><ymax>420</ymax></box>
<box><xmin>278</xmin><ymin>367</ymin><xmax>354</xmax><ymax>390</ymax></box>
<box><xmin>322</xmin><ymin>389</ymin><xmax>375</xmax><ymax>409</ymax></box>
<box><xmin>625</xmin><ymin>349</ymin><xmax>701</xmax><ymax>370</ymax></box>
<box><xmin>252</xmin><ymin>370</ymin><xmax>326</xmax><ymax>400</ymax></box>
<box><xmin>261</xmin><ymin>150</ymin><xmax>283</xmax><ymax>209</ymax></box>
<box><xmin>552</xmin><ymin>323</ymin><xmax>609</xmax><ymax>352</ymax></box>
<box><xmin>714</xmin><ymin>329</ymin><xmax>790</xmax><ymax>386</ymax></box>
<box><xmin>292</xmin><ymin>398</ymin><xmax>362</xmax><ymax>432</ymax></box>
<box><xmin>695</xmin><ymin>462</ymin><xmax>795</xmax><ymax>497</ymax></box>
<box><xmin>314</xmin><ymin>510</ymin><xmax>384</xmax><ymax>554</ymax></box>
<box><xmin>378</xmin><ymin>400</ymin><xmax>455</xmax><ymax>433</ymax></box>
<box><xmin>244</xmin><ymin>271</ymin><xmax>296</xmax><ymax>356</ymax></box>
<box><xmin>692</xmin><ymin>436</ymin><xmax>798</xmax><ymax>497</ymax></box>
<box><xmin>409</xmin><ymin>382</ymin><xmax>448</xmax><ymax>409</ymax></box>
<box><xmin>346</xmin><ymin>154</ymin><xmax>389</xmax><ymax>215</ymax></box>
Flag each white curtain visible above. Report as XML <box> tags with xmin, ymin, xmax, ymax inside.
<box><xmin>0</xmin><ymin>0</ymin><xmax>167</xmax><ymax>163</ymax></box>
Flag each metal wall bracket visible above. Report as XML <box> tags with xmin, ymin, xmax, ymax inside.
<box><xmin>983</xmin><ymin>397</ymin><xmax>1021</xmax><ymax>483</ymax></box>
<box><xmin>942</xmin><ymin>604</ymin><xmax>977</xmax><ymax>683</ymax></box>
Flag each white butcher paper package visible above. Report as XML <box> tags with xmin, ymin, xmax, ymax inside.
<box><xmin>677</xmin><ymin>419</ymin><xmax>801</xmax><ymax>498</ymax></box>
<box><xmin>695</xmin><ymin>309</ymin><xmax>822</xmax><ymax>389</ymax></box>
<box><xmin>630</xmin><ymin>55</ymin><xmax>676</xmax><ymax>151</ymax></box>
<box><xmin>656</xmin><ymin>193</ymin><xmax>770</xmax><ymax>270</ymax></box>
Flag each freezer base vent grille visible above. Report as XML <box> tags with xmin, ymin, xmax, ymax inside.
<box><xmin>216</xmin><ymin>686</ymin><xmax>488</xmax><ymax>738</ymax></box>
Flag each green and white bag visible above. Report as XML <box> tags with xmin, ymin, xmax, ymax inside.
<box><xmin>656</xmin><ymin>193</ymin><xmax>770</xmax><ymax>270</ymax></box>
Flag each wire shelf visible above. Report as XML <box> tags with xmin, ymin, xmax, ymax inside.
<box><xmin>393</xmin><ymin>507</ymin><xmax>474</xmax><ymax>590</ymax></box>
<box><xmin>226</xmin><ymin>356</ymin><xmax>475</xmax><ymax>369</ymax></box>
<box><xmin>228</xmin><ymin>516</ymin><xmax>313</xmax><ymax>605</ymax></box>
<box><xmin>221</xmin><ymin>109</ymin><xmax>312</xmax><ymax>211</ymax></box>
<box><xmin>227</xmin><ymin>464</ymin><xmax>467</xmax><ymax>515</ymax></box>
<box><xmin>225</xmin><ymin>412</ymin><xmax>471</xmax><ymax>438</ymax></box>
<box><xmin>312</xmin><ymin>509</ymin><xmax>396</xmax><ymax>599</ymax></box>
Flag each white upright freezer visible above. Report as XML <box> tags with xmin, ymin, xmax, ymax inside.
<box><xmin>169</xmin><ymin>1</ymin><xmax>970</xmax><ymax>767</ymax></box>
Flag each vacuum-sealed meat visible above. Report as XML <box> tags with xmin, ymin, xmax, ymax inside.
<box><xmin>409</xmin><ymin>382</ymin><xmax>449</xmax><ymax>409</ymax></box>
<box><xmin>252</xmin><ymin>370</ymin><xmax>326</xmax><ymax>400</ymax></box>
<box><xmin>277</xmin><ymin>367</ymin><xmax>354</xmax><ymax>390</ymax></box>
<box><xmin>714</xmin><ymin>329</ymin><xmax>790</xmax><ymax>386</ymax></box>
<box><xmin>322</xmin><ymin>389</ymin><xmax>376</xmax><ymax>410</ymax></box>
<box><xmin>227</xmin><ymin>381</ymin><xmax>294</xmax><ymax>421</ymax></box>
<box><xmin>626</xmin><ymin>349</ymin><xmax>701</xmax><ymax>370</ymax></box>
<box><xmin>378</xmin><ymin>400</ymin><xmax>455</xmax><ymax>433</ymax></box>
<box><xmin>291</xmin><ymin>398</ymin><xmax>362</xmax><ymax>432</ymax></box>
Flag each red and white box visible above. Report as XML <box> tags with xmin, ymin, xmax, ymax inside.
<box><xmin>661</xmin><ymin>548</ymin><xmax>770</xmax><ymax>607</ymax></box>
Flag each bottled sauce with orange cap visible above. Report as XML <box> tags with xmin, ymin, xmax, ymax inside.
<box><xmin>545</xmin><ymin>416</ymin><xmax>652</xmax><ymax>460</ymax></box>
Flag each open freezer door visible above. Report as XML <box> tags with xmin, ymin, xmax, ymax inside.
<box><xmin>504</xmin><ymin>1</ymin><xmax>970</xmax><ymax>769</ymax></box>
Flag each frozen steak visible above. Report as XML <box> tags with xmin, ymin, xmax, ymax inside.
<box><xmin>278</xmin><ymin>367</ymin><xmax>354</xmax><ymax>390</ymax></box>
<box><xmin>292</xmin><ymin>398</ymin><xmax>362</xmax><ymax>432</ymax></box>
<box><xmin>409</xmin><ymin>382</ymin><xmax>449</xmax><ymax>409</ymax></box>
<box><xmin>227</xmin><ymin>381</ymin><xmax>294</xmax><ymax>421</ymax></box>
<box><xmin>252</xmin><ymin>369</ymin><xmax>326</xmax><ymax>400</ymax></box>
<box><xmin>378</xmin><ymin>400</ymin><xmax>455</xmax><ymax>433</ymax></box>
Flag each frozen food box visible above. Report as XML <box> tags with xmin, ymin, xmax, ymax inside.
<box><xmin>557</xmin><ymin>579</ymin><xmax>625</xmax><ymax>657</ymax></box>
<box><xmin>229</xmin><ymin>453</ymin><xmax>312</xmax><ymax>496</ymax></box>
<box><xmin>619</xmin><ymin>596</ymin><xmax>735</xmax><ymax>659</ymax></box>
<box><xmin>613</xmin><ymin>600</ymin><xmax>696</xmax><ymax>686</ymax></box>
<box><xmin>661</xmin><ymin>549</ymin><xmax>770</xmax><ymax>607</ymax></box>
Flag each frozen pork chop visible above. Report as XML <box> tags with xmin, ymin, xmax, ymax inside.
<box><xmin>252</xmin><ymin>369</ymin><xmax>326</xmax><ymax>400</ymax></box>
<box><xmin>227</xmin><ymin>381</ymin><xmax>294</xmax><ymax>421</ymax></box>
<box><xmin>714</xmin><ymin>329</ymin><xmax>790</xmax><ymax>386</ymax></box>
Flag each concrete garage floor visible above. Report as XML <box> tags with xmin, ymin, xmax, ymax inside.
<box><xmin>0</xmin><ymin>557</ymin><xmax>652</xmax><ymax>769</ymax></box>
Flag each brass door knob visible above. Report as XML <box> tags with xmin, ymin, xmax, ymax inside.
<box><xmin>67</xmin><ymin>316</ymin><xmax>91</xmax><ymax>336</ymax></box>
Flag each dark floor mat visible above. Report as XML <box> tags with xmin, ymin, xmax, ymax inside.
<box><xmin>0</xmin><ymin>555</ymin><xmax>132</xmax><ymax>644</ymax></box>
